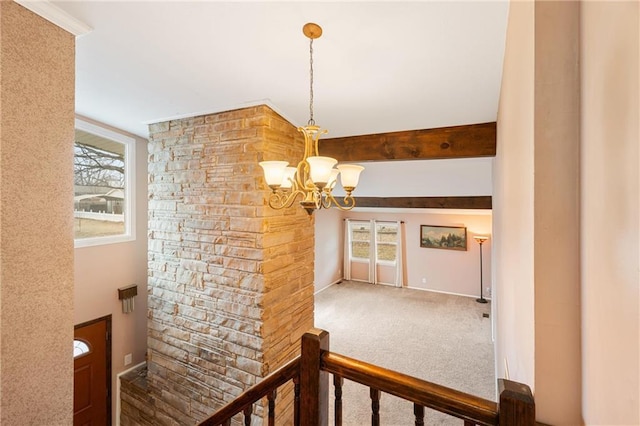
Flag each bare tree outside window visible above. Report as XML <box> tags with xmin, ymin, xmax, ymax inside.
<box><xmin>74</xmin><ymin>142</ymin><xmax>124</xmax><ymax>188</ymax></box>
<box><xmin>74</xmin><ymin>128</ymin><xmax>126</xmax><ymax>239</ymax></box>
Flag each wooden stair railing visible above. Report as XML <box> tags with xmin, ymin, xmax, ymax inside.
<box><xmin>197</xmin><ymin>328</ymin><xmax>534</xmax><ymax>426</ymax></box>
<box><xmin>197</xmin><ymin>356</ymin><xmax>301</xmax><ymax>426</ymax></box>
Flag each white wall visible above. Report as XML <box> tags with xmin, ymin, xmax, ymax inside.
<box><xmin>532</xmin><ymin>2</ymin><xmax>582</xmax><ymax>423</ymax></box>
<box><xmin>333</xmin><ymin>157</ymin><xmax>492</xmax><ymax>197</ymax></box>
<box><xmin>495</xmin><ymin>1</ymin><xmax>639</xmax><ymax>424</ymax></box>
<box><xmin>493</xmin><ymin>0</ymin><xmax>536</xmax><ymax>396</ymax></box>
<box><xmin>314</xmin><ymin>208</ymin><xmax>344</xmax><ymax>293</ymax></box>
<box><xmin>581</xmin><ymin>2</ymin><xmax>639</xmax><ymax>423</ymax></box>
<box><xmin>73</xmin><ymin>116</ymin><xmax>149</xmax><ymax>422</ymax></box>
<box><xmin>315</xmin><ymin>209</ymin><xmax>492</xmax><ymax>298</ymax></box>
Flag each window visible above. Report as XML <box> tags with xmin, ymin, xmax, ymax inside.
<box><xmin>73</xmin><ymin>339</ymin><xmax>91</xmax><ymax>358</ymax></box>
<box><xmin>349</xmin><ymin>221</ymin><xmax>371</xmax><ymax>261</ymax></box>
<box><xmin>375</xmin><ymin>222</ymin><xmax>398</xmax><ymax>263</ymax></box>
<box><xmin>344</xmin><ymin>219</ymin><xmax>404</xmax><ymax>287</ymax></box>
<box><xmin>74</xmin><ymin>118</ymin><xmax>135</xmax><ymax>247</ymax></box>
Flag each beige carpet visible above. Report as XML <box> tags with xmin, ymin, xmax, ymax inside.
<box><xmin>314</xmin><ymin>281</ymin><xmax>495</xmax><ymax>425</ymax></box>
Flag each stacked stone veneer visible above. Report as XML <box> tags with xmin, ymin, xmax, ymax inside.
<box><xmin>130</xmin><ymin>105</ymin><xmax>315</xmax><ymax>425</ymax></box>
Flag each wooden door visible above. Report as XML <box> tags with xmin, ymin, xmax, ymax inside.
<box><xmin>74</xmin><ymin>316</ymin><xmax>111</xmax><ymax>426</ymax></box>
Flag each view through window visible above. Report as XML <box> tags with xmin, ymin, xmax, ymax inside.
<box><xmin>349</xmin><ymin>221</ymin><xmax>398</xmax><ymax>263</ymax></box>
<box><xmin>74</xmin><ymin>119</ymin><xmax>135</xmax><ymax>246</ymax></box>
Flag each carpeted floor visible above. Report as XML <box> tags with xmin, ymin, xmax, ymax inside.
<box><xmin>314</xmin><ymin>280</ymin><xmax>495</xmax><ymax>425</ymax></box>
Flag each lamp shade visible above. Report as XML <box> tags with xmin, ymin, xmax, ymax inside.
<box><xmin>337</xmin><ymin>164</ymin><xmax>364</xmax><ymax>190</ymax></box>
<box><xmin>306</xmin><ymin>156</ymin><xmax>337</xmax><ymax>185</ymax></box>
<box><xmin>259</xmin><ymin>161</ymin><xmax>289</xmax><ymax>187</ymax></box>
<box><xmin>280</xmin><ymin>166</ymin><xmax>297</xmax><ymax>189</ymax></box>
<box><xmin>327</xmin><ymin>168</ymin><xmax>340</xmax><ymax>189</ymax></box>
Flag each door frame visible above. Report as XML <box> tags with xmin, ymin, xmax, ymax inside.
<box><xmin>75</xmin><ymin>315</ymin><xmax>112</xmax><ymax>425</ymax></box>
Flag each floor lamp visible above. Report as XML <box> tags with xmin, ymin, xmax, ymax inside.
<box><xmin>473</xmin><ymin>236</ymin><xmax>489</xmax><ymax>304</ymax></box>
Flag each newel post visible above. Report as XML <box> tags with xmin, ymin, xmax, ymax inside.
<box><xmin>299</xmin><ymin>328</ymin><xmax>330</xmax><ymax>426</ymax></box>
<box><xmin>498</xmin><ymin>379</ymin><xmax>535</xmax><ymax>426</ymax></box>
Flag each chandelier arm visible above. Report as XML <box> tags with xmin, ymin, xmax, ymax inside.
<box><xmin>320</xmin><ymin>192</ymin><xmax>332</xmax><ymax>209</ymax></box>
<box><xmin>312</xmin><ymin>128</ymin><xmax>328</xmax><ymax>156</ymax></box>
<box><xmin>321</xmin><ymin>192</ymin><xmax>356</xmax><ymax>211</ymax></box>
<box><xmin>299</xmin><ymin>127</ymin><xmax>312</xmax><ymax>159</ymax></box>
<box><xmin>267</xmin><ymin>189</ymin><xmax>307</xmax><ymax>210</ymax></box>
<box><xmin>294</xmin><ymin>158</ymin><xmax>311</xmax><ymax>191</ymax></box>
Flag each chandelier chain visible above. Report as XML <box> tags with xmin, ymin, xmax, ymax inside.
<box><xmin>308</xmin><ymin>37</ymin><xmax>315</xmax><ymax>126</ymax></box>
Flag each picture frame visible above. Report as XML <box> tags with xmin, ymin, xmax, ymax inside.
<box><xmin>420</xmin><ymin>225</ymin><xmax>467</xmax><ymax>251</ymax></box>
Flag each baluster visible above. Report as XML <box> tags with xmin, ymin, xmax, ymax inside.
<box><xmin>243</xmin><ymin>405</ymin><xmax>252</xmax><ymax>426</ymax></box>
<box><xmin>293</xmin><ymin>375</ymin><xmax>301</xmax><ymax>426</ymax></box>
<box><xmin>334</xmin><ymin>374</ymin><xmax>344</xmax><ymax>426</ymax></box>
<box><xmin>413</xmin><ymin>404</ymin><xmax>424</xmax><ymax>426</ymax></box>
<box><xmin>267</xmin><ymin>389</ymin><xmax>277</xmax><ymax>426</ymax></box>
<box><xmin>222</xmin><ymin>420</ymin><xmax>231</xmax><ymax>426</ymax></box>
<box><xmin>370</xmin><ymin>388</ymin><xmax>381</xmax><ymax>426</ymax></box>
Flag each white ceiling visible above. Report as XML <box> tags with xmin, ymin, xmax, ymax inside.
<box><xmin>52</xmin><ymin>1</ymin><xmax>510</xmax><ymax>141</ymax></box>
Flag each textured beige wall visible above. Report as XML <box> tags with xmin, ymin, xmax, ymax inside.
<box><xmin>494</xmin><ymin>0</ymin><xmax>536</xmax><ymax>393</ymax></box>
<box><xmin>0</xmin><ymin>1</ymin><xmax>75</xmax><ymax>424</ymax></box>
<box><xmin>581</xmin><ymin>2</ymin><xmax>639</xmax><ymax>423</ymax></box>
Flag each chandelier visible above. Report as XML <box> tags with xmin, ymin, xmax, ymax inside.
<box><xmin>259</xmin><ymin>23</ymin><xmax>364</xmax><ymax>214</ymax></box>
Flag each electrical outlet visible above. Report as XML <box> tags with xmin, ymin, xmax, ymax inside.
<box><xmin>486</xmin><ymin>287</ymin><xmax>491</xmax><ymax>296</ymax></box>
<box><xmin>421</xmin><ymin>277</ymin><xmax>426</xmax><ymax>284</ymax></box>
<box><xmin>124</xmin><ymin>353</ymin><xmax>132</xmax><ymax>366</ymax></box>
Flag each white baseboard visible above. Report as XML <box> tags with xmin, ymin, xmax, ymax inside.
<box><xmin>314</xmin><ymin>278</ymin><xmax>343</xmax><ymax>295</ymax></box>
<box><xmin>405</xmin><ymin>285</ymin><xmax>492</xmax><ymax>301</ymax></box>
<box><xmin>115</xmin><ymin>361</ymin><xmax>147</xmax><ymax>426</ymax></box>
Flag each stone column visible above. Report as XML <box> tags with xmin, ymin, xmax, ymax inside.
<box><xmin>145</xmin><ymin>105</ymin><xmax>314</xmax><ymax>424</ymax></box>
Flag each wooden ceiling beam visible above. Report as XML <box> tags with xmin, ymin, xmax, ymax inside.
<box><xmin>319</xmin><ymin>122</ymin><xmax>496</xmax><ymax>162</ymax></box>
<box><xmin>354</xmin><ymin>196</ymin><xmax>492</xmax><ymax>210</ymax></box>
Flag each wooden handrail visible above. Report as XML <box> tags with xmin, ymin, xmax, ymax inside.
<box><xmin>321</xmin><ymin>351</ymin><xmax>498</xmax><ymax>426</ymax></box>
<box><xmin>196</xmin><ymin>328</ymin><xmax>534</xmax><ymax>426</ymax></box>
<box><xmin>197</xmin><ymin>356</ymin><xmax>301</xmax><ymax>426</ymax></box>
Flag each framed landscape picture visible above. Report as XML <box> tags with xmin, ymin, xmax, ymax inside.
<box><xmin>420</xmin><ymin>225</ymin><xmax>467</xmax><ymax>251</ymax></box>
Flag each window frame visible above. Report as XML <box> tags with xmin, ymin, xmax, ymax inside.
<box><xmin>74</xmin><ymin>118</ymin><xmax>136</xmax><ymax>248</ymax></box>
<box><xmin>348</xmin><ymin>221</ymin><xmax>372</xmax><ymax>263</ymax></box>
<box><xmin>374</xmin><ymin>222</ymin><xmax>398</xmax><ymax>266</ymax></box>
